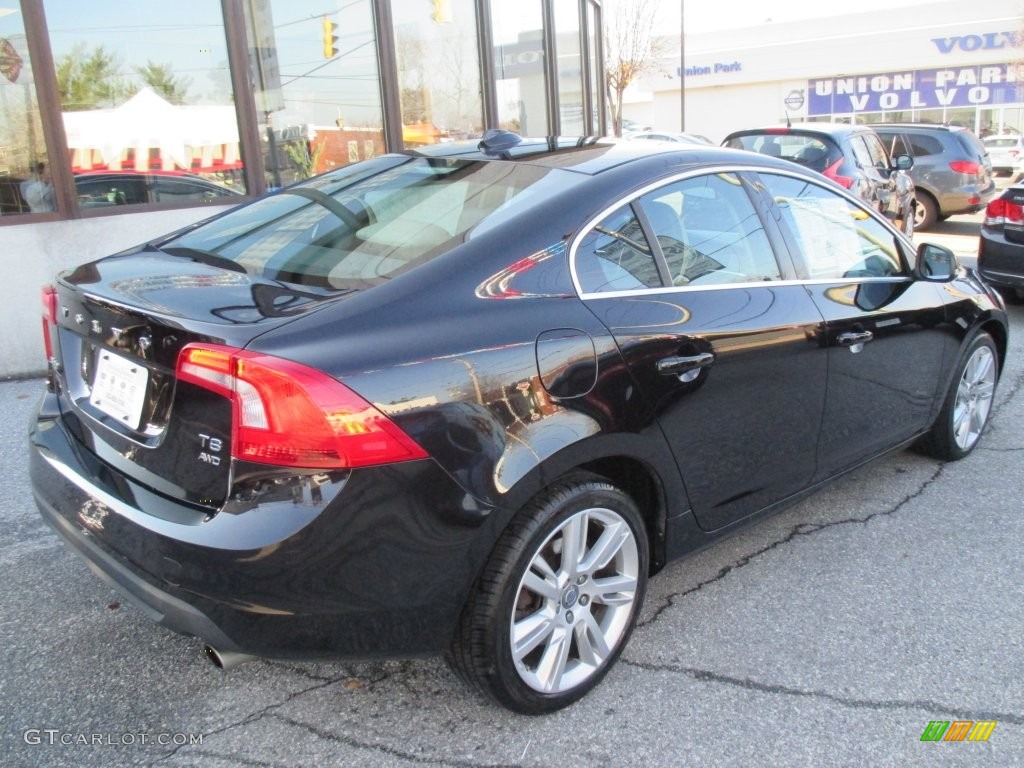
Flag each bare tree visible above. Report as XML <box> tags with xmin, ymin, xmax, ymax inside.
<box><xmin>604</xmin><ymin>0</ymin><xmax>665</xmax><ymax>137</ymax></box>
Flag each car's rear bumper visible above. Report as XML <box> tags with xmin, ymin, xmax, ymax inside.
<box><xmin>978</xmin><ymin>230</ymin><xmax>1024</xmax><ymax>290</ymax></box>
<box><xmin>939</xmin><ymin>191</ymin><xmax>994</xmax><ymax>216</ymax></box>
<box><xmin>30</xmin><ymin>392</ymin><xmax>500</xmax><ymax>659</ymax></box>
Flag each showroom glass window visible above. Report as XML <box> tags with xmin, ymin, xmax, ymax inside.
<box><xmin>491</xmin><ymin>0</ymin><xmax>548</xmax><ymax>136</ymax></box>
<box><xmin>759</xmin><ymin>174</ymin><xmax>905</xmax><ymax>280</ymax></box>
<box><xmin>553</xmin><ymin>0</ymin><xmax>584</xmax><ymax>136</ymax></box>
<box><xmin>391</xmin><ymin>0</ymin><xmax>483</xmax><ymax>148</ymax></box>
<box><xmin>586</xmin><ymin>1</ymin><xmax>601</xmax><ymax>132</ymax></box>
<box><xmin>243</xmin><ymin>0</ymin><xmax>384</xmax><ymax>190</ymax></box>
<box><xmin>0</xmin><ymin>8</ymin><xmax>51</xmax><ymax>217</ymax></box>
<box><xmin>44</xmin><ymin>0</ymin><xmax>246</xmax><ymax>209</ymax></box>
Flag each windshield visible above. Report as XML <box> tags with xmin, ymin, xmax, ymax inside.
<box><xmin>162</xmin><ymin>155</ymin><xmax>570</xmax><ymax>291</ymax></box>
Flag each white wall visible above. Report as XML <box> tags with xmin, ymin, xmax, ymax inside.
<box><xmin>1</xmin><ymin>206</ymin><xmax>232</xmax><ymax>378</ymax></box>
<box><xmin>631</xmin><ymin>0</ymin><xmax>1024</xmax><ymax>137</ymax></box>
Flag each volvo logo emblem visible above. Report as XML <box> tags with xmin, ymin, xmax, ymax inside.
<box><xmin>561</xmin><ymin>585</ymin><xmax>580</xmax><ymax>609</ymax></box>
<box><xmin>74</xmin><ymin>313</ymin><xmax>84</xmax><ymax>325</ymax></box>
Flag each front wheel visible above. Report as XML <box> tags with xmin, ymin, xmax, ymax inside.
<box><xmin>918</xmin><ymin>332</ymin><xmax>998</xmax><ymax>460</ymax></box>
<box><xmin>448</xmin><ymin>475</ymin><xmax>649</xmax><ymax>714</ymax></box>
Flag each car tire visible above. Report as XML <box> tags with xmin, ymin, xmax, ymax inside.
<box><xmin>448</xmin><ymin>474</ymin><xmax>649</xmax><ymax>714</ymax></box>
<box><xmin>917</xmin><ymin>332</ymin><xmax>998</xmax><ymax>460</ymax></box>
<box><xmin>913</xmin><ymin>191</ymin><xmax>938</xmax><ymax>230</ymax></box>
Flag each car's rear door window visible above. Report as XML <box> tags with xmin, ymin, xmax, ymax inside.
<box><xmin>636</xmin><ymin>173</ymin><xmax>780</xmax><ymax>285</ymax></box>
<box><xmin>906</xmin><ymin>134</ymin><xmax>943</xmax><ymax>156</ymax></box>
<box><xmin>759</xmin><ymin>173</ymin><xmax>906</xmax><ymax>279</ymax></box>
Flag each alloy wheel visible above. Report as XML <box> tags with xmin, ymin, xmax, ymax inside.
<box><xmin>952</xmin><ymin>345</ymin><xmax>996</xmax><ymax>451</ymax></box>
<box><xmin>509</xmin><ymin>506</ymin><xmax>640</xmax><ymax>694</ymax></box>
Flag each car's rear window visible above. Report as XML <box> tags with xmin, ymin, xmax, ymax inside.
<box><xmin>954</xmin><ymin>129</ymin><xmax>987</xmax><ymax>158</ymax></box>
<box><xmin>162</xmin><ymin>155</ymin><xmax>572</xmax><ymax>290</ymax></box>
<box><xmin>725</xmin><ymin>133</ymin><xmax>839</xmax><ymax>170</ymax></box>
<box><xmin>984</xmin><ymin>137</ymin><xmax>1018</xmax><ymax>148</ymax></box>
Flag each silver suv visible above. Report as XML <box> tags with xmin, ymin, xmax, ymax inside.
<box><xmin>873</xmin><ymin>123</ymin><xmax>995</xmax><ymax>230</ymax></box>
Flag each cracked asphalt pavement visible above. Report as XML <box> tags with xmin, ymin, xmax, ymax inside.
<box><xmin>2</xmin><ymin>302</ymin><xmax>1022</xmax><ymax>768</ymax></box>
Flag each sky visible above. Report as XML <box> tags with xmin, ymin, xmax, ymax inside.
<box><xmin>680</xmin><ymin>0</ymin><xmax>955</xmax><ymax>33</ymax></box>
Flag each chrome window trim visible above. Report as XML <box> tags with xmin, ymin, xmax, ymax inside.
<box><xmin>569</xmin><ymin>163</ymin><xmax>915</xmax><ymax>300</ymax></box>
<box><xmin>576</xmin><ymin>277</ymin><xmax>913</xmax><ymax>302</ymax></box>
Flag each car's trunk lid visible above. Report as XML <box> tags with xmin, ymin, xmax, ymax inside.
<box><xmin>50</xmin><ymin>249</ymin><xmax>343</xmax><ymax>511</ymax></box>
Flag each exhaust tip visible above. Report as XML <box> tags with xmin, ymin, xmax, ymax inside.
<box><xmin>203</xmin><ymin>644</ymin><xmax>254</xmax><ymax>670</ymax></box>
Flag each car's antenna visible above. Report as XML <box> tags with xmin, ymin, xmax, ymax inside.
<box><xmin>784</xmin><ymin>109</ymin><xmax>792</xmax><ymax>128</ymax></box>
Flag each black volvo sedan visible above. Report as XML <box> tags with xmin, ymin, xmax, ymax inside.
<box><xmin>30</xmin><ymin>134</ymin><xmax>1007</xmax><ymax>714</ymax></box>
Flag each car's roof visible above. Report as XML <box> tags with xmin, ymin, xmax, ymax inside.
<box><xmin>405</xmin><ymin>133</ymin><xmax>754</xmax><ymax>175</ymax></box>
<box><xmin>871</xmin><ymin>122</ymin><xmax>967</xmax><ymax>133</ymax></box>
<box><xmin>724</xmin><ymin>123</ymin><xmax>874</xmax><ymax>140</ymax></box>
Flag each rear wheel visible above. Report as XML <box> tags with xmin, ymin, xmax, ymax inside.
<box><xmin>914</xmin><ymin>191</ymin><xmax>938</xmax><ymax>230</ymax></box>
<box><xmin>448</xmin><ymin>475</ymin><xmax>648</xmax><ymax>714</ymax></box>
<box><xmin>918</xmin><ymin>332</ymin><xmax>998</xmax><ymax>460</ymax></box>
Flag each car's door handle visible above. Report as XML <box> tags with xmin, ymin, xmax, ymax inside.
<box><xmin>837</xmin><ymin>330</ymin><xmax>874</xmax><ymax>346</ymax></box>
<box><xmin>657</xmin><ymin>352</ymin><xmax>715</xmax><ymax>379</ymax></box>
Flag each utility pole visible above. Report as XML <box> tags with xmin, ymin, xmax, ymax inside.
<box><xmin>680</xmin><ymin>5</ymin><xmax>685</xmax><ymax>131</ymax></box>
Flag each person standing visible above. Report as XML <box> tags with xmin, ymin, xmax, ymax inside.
<box><xmin>20</xmin><ymin>161</ymin><xmax>56</xmax><ymax>213</ymax></box>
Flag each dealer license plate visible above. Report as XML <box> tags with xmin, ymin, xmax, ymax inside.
<box><xmin>89</xmin><ymin>350</ymin><xmax>148</xmax><ymax>429</ymax></box>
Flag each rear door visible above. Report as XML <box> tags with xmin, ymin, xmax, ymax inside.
<box><xmin>575</xmin><ymin>170</ymin><xmax>828</xmax><ymax>532</ymax></box>
<box><xmin>849</xmin><ymin>131</ymin><xmax>898</xmax><ymax>218</ymax></box>
<box><xmin>755</xmin><ymin>171</ymin><xmax>946</xmax><ymax>477</ymax></box>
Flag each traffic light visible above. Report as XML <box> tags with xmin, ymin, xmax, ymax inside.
<box><xmin>431</xmin><ymin>0</ymin><xmax>452</xmax><ymax>24</ymax></box>
<box><xmin>322</xmin><ymin>16</ymin><xmax>338</xmax><ymax>59</ymax></box>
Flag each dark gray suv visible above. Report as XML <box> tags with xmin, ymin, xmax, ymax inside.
<box><xmin>874</xmin><ymin>123</ymin><xmax>995</xmax><ymax>230</ymax></box>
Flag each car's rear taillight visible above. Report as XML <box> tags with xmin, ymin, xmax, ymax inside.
<box><xmin>822</xmin><ymin>158</ymin><xmax>854</xmax><ymax>189</ymax></box>
<box><xmin>983</xmin><ymin>197</ymin><xmax>1024</xmax><ymax>227</ymax></box>
<box><xmin>41</xmin><ymin>285</ymin><xmax>57</xmax><ymax>361</ymax></box>
<box><xmin>176</xmin><ymin>343</ymin><xmax>428</xmax><ymax>469</ymax></box>
<box><xmin>949</xmin><ymin>160</ymin><xmax>982</xmax><ymax>174</ymax></box>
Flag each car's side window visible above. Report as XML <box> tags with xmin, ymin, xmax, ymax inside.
<box><xmin>759</xmin><ymin>173</ymin><xmax>906</xmax><ymax>280</ymax></box>
<box><xmin>861</xmin><ymin>133</ymin><xmax>892</xmax><ymax>168</ymax></box>
<box><xmin>877</xmin><ymin>131</ymin><xmax>908</xmax><ymax>160</ymax></box>
<box><xmin>575</xmin><ymin>204</ymin><xmax>663</xmax><ymax>293</ymax></box>
<box><xmin>636</xmin><ymin>173</ymin><xmax>780</xmax><ymax>286</ymax></box>
<box><xmin>907</xmin><ymin>134</ymin><xmax>943</xmax><ymax>156</ymax></box>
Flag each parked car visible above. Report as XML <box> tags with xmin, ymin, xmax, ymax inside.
<box><xmin>873</xmin><ymin>123</ymin><xmax>995</xmax><ymax>230</ymax></box>
<box><xmin>982</xmin><ymin>133</ymin><xmax>1024</xmax><ymax>177</ymax></box>
<box><xmin>723</xmin><ymin>123</ymin><xmax>916</xmax><ymax>236</ymax></box>
<box><xmin>75</xmin><ymin>170</ymin><xmax>242</xmax><ymax>208</ymax></box>
<box><xmin>621</xmin><ymin>118</ymin><xmax>653</xmax><ymax>133</ymax></box>
<box><xmin>626</xmin><ymin>131</ymin><xmax>713</xmax><ymax>145</ymax></box>
<box><xmin>31</xmin><ymin>134</ymin><xmax>1007</xmax><ymax>714</ymax></box>
<box><xmin>978</xmin><ymin>183</ymin><xmax>1024</xmax><ymax>302</ymax></box>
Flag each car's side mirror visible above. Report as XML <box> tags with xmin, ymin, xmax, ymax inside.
<box><xmin>917</xmin><ymin>242</ymin><xmax>958</xmax><ymax>282</ymax></box>
<box><xmin>893</xmin><ymin>154</ymin><xmax>914</xmax><ymax>171</ymax></box>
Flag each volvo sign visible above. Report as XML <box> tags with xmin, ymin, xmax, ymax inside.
<box><xmin>809</xmin><ymin>64</ymin><xmax>1024</xmax><ymax>115</ymax></box>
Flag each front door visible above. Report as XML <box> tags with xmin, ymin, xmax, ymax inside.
<box><xmin>755</xmin><ymin>172</ymin><xmax>946</xmax><ymax>477</ymax></box>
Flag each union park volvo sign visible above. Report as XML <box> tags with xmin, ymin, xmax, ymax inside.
<box><xmin>809</xmin><ymin>64</ymin><xmax>1024</xmax><ymax>115</ymax></box>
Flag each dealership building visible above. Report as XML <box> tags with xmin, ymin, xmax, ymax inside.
<box><xmin>627</xmin><ymin>0</ymin><xmax>1024</xmax><ymax>143</ymax></box>
<box><xmin>0</xmin><ymin>0</ymin><xmax>604</xmax><ymax>377</ymax></box>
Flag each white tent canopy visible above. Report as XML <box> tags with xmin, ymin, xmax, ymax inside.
<box><xmin>63</xmin><ymin>87</ymin><xmax>240</xmax><ymax>171</ymax></box>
